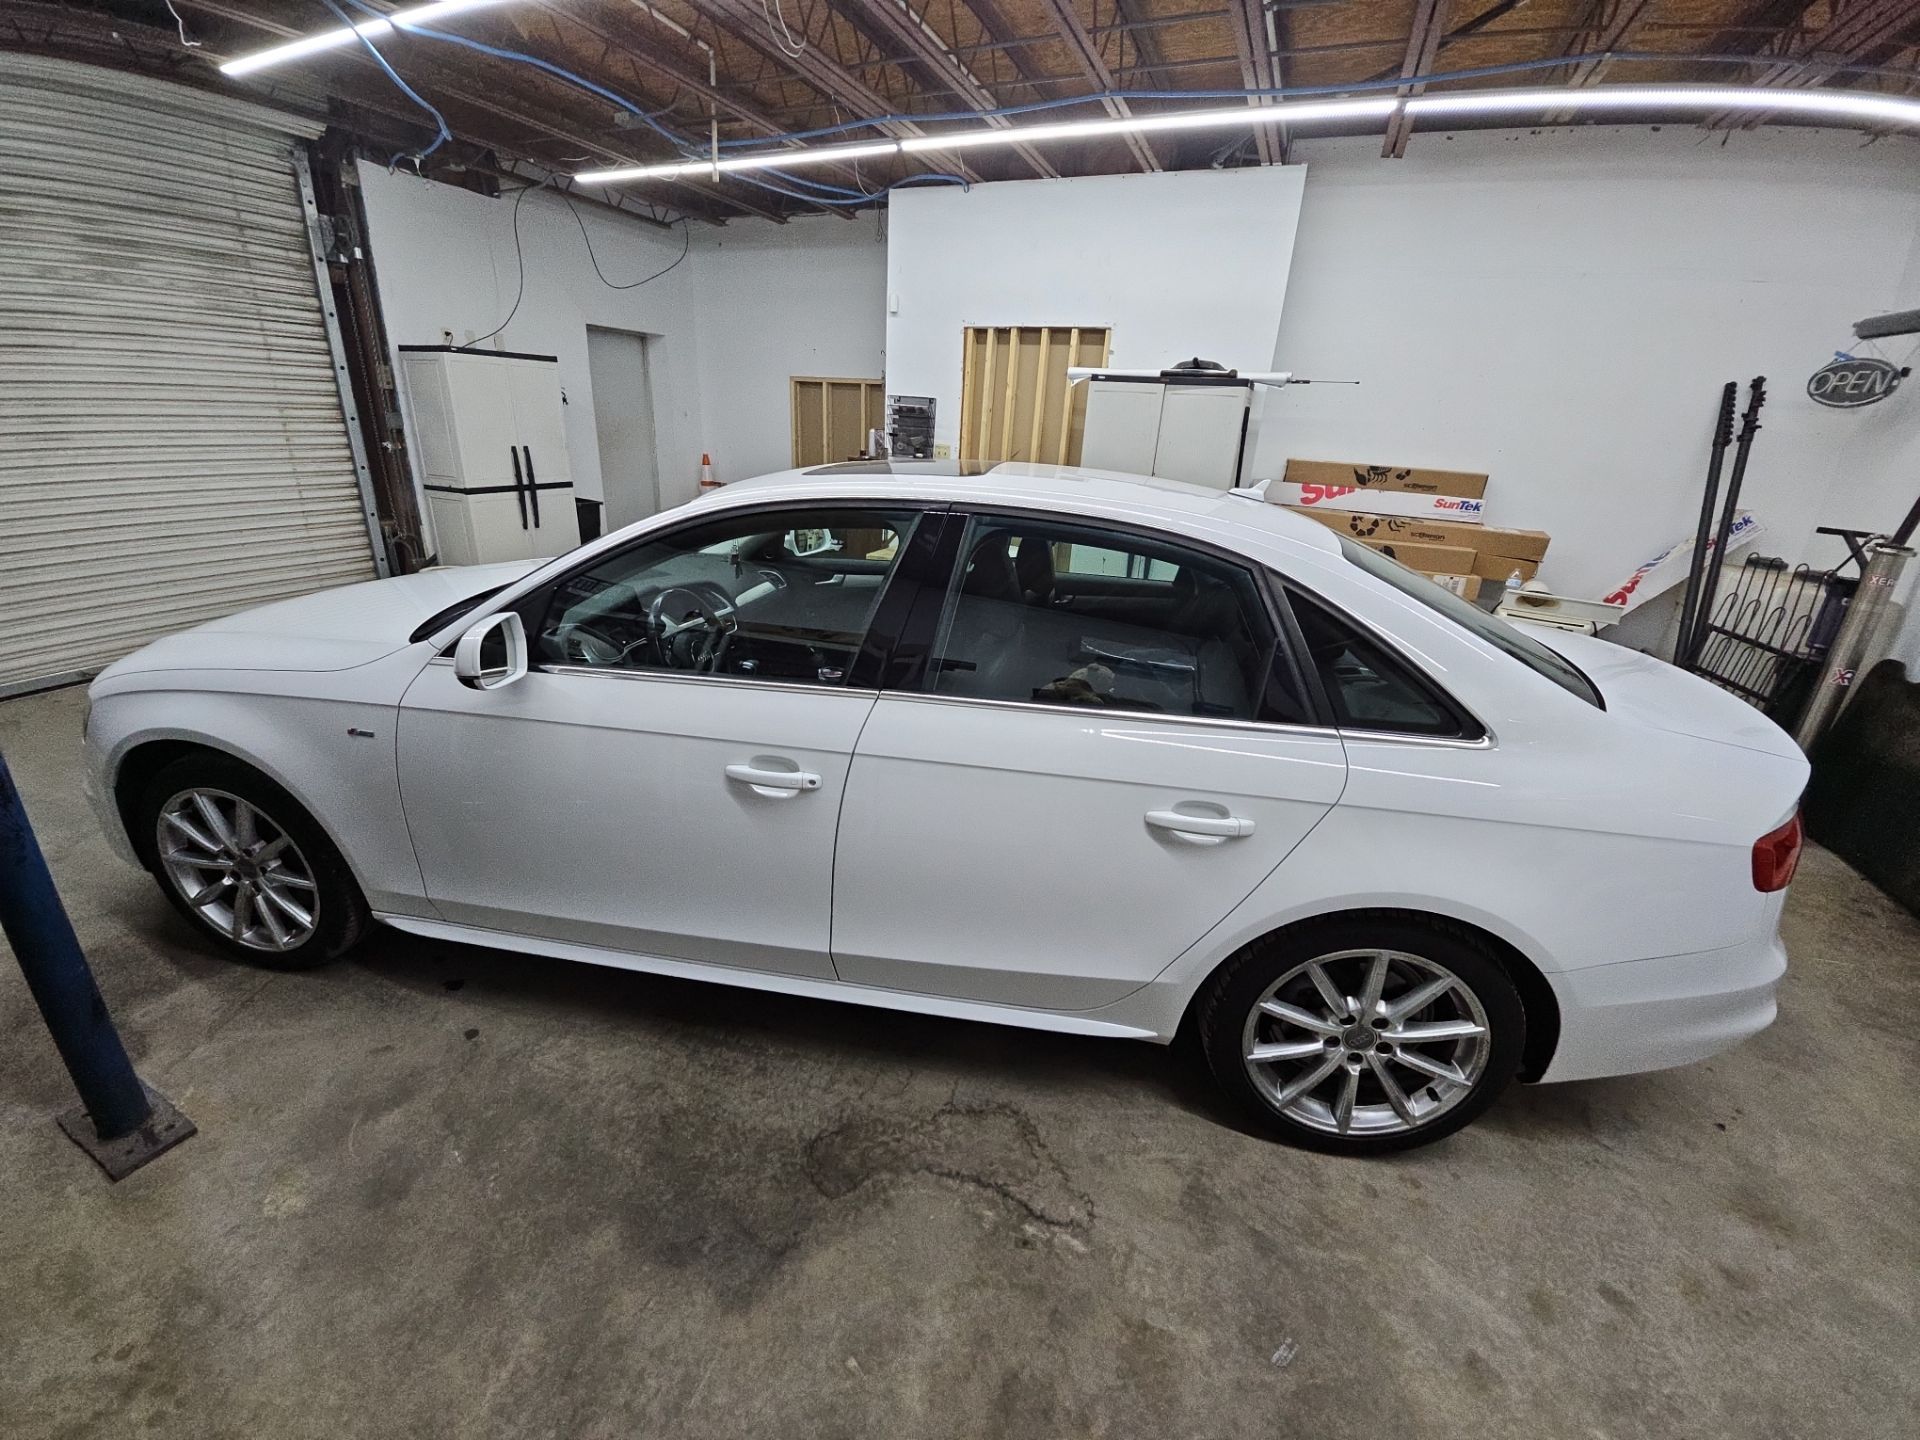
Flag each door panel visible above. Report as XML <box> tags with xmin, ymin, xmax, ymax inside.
<box><xmin>397</xmin><ymin>663</ymin><xmax>873</xmax><ymax>977</ymax></box>
<box><xmin>832</xmin><ymin>696</ymin><xmax>1347</xmax><ymax>1009</ymax></box>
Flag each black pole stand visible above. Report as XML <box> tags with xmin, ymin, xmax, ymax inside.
<box><xmin>1686</xmin><ymin>376</ymin><xmax>1768</xmax><ymax>668</ymax></box>
<box><xmin>1674</xmin><ymin>381</ymin><xmax>1738</xmax><ymax>667</ymax></box>
<box><xmin>0</xmin><ymin>750</ymin><xmax>195</xmax><ymax>1180</ymax></box>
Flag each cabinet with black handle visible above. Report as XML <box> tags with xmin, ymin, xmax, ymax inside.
<box><xmin>400</xmin><ymin>345</ymin><xmax>581</xmax><ymax>565</ymax></box>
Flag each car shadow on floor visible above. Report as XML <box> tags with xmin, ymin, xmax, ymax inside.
<box><xmin>342</xmin><ymin>921</ymin><xmax>1232</xmax><ymax>1125</ymax></box>
<box><xmin>115</xmin><ymin>887</ymin><xmax>1660</xmax><ymax>1152</ymax></box>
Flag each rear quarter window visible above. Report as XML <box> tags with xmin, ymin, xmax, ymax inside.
<box><xmin>1335</xmin><ymin>538</ymin><xmax>1603</xmax><ymax>709</ymax></box>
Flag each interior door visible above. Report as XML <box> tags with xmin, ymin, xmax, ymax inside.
<box><xmin>396</xmin><ymin>502</ymin><xmax>935</xmax><ymax>977</ymax></box>
<box><xmin>831</xmin><ymin>512</ymin><xmax>1348</xmax><ymax>1011</ymax></box>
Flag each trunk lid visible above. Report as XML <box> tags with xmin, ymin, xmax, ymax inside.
<box><xmin>1521</xmin><ymin>624</ymin><xmax>1806</xmax><ymax>763</ymax></box>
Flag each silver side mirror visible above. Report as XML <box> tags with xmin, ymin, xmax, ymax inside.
<box><xmin>453</xmin><ymin>611</ymin><xmax>528</xmax><ymax>691</ymax></box>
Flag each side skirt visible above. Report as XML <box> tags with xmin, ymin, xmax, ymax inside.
<box><xmin>375</xmin><ymin>914</ymin><xmax>1163</xmax><ymax>1041</ymax></box>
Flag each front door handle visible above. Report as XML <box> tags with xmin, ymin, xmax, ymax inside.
<box><xmin>725</xmin><ymin>762</ymin><xmax>822</xmax><ymax>798</ymax></box>
<box><xmin>1145</xmin><ymin>809</ymin><xmax>1256</xmax><ymax>840</ymax></box>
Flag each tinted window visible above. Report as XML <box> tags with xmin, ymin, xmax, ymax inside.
<box><xmin>1290</xmin><ymin>592</ymin><xmax>1468</xmax><ymax>737</ymax></box>
<box><xmin>1337</xmin><ymin>538</ymin><xmax>1602</xmax><ymax>708</ymax></box>
<box><xmin>927</xmin><ymin>515</ymin><xmax>1309</xmax><ymax>724</ymax></box>
<box><xmin>533</xmin><ymin>507</ymin><xmax>920</xmax><ymax>686</ymax></box>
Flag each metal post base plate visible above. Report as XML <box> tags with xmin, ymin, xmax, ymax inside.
<box><xmin>56</xmin><ymin>1083</ymin><xmax>196</xmax><ymax>1181</ymax></box>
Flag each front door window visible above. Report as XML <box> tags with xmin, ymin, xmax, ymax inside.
<box><xmin>533</xmin><ymin>507</ymin><xmax>922</xmax><ymax>686</ymax></box>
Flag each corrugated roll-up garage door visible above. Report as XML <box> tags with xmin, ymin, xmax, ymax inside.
<box><xmin>0</xmin><ymin>54</ymin><xmax>380</xmax><ymax>697</ymax></box>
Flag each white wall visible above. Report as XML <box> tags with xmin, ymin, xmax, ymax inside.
<box><xmin>1262</xmin><ymin>126</ymin><xmax>1920</xmax><ymax>600</ymax></box>
<box><xmin>361</xmin><ymin>129</ymin><xmax>1920</xmax><ymax>629</ymax></box>
<box><xmin>693</xmin><ymin>213</ymin><xmax>889</xmax><ymax>481</ymax></box>
<box><xmin>885</xmin><ymin>168</ymin><xmax>1307</xmax><ymax>457</ymax></box>
<box><xmin>357</xmin><ymin>165</ymin><xmax>710</xmax><ymax>536</ymax></box>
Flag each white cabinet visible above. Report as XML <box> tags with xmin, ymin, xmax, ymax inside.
<box><xmin>1080</xmin><ymin>377</ymin><xmax>1253</xmax><ymax>491</ymax></box>
<box><xmin>401</xmin><ymin>346</ymin><xmax>581</xmax><ymax>565</ymax></box>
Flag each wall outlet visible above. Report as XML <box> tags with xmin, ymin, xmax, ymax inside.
<box><xmin>932</xmin><ymin>443</ymin><xmax>952</xmax><ymax>459</ymax></box>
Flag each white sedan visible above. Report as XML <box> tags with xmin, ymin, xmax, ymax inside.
<box><xmin>83</xmin><ymin>463</ymin><xmax>1806</xmax><ymax>1153</ymax></box>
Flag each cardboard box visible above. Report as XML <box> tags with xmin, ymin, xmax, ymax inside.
<box><xmin>1362</xmin><ymin>539</ymin><xmax>1477</xmax><ymax>574</ymax></box>
<box><xmin>1266</xmin><ymin>482</ymin><xmax>1485</xmax><ymax>524</ymax></box>
<box><xmin>1470</xmin><ymin>553</ymin><xmax>1539</xmax><ymax>584</ymax></box>
<box><xmin>1285</xmin><ymin>507</ymin><xmax>1549</xmax><ymax>562</ymax></box>
<box><xmin>1420</xmin><ymin>572</ymin><xmax>1482</xmax><ymax>601</ymax></box>
<box><xmin>1285</xmin><ymin>459</ymin><xmax>1488</xmax><ymax>500</ymax></box>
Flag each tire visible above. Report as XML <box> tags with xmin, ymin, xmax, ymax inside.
<box><xmin>1196</xmin><ymin>917</ymin><xmax>1524</xmax><ymax>1155</ymax></box>
<box><xmin>132</xmin><ymin>752</ymin><xmax>369</xmax><ymax>971</ymax></box>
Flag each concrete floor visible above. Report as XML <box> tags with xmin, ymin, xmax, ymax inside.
<box><xmin>1</xmin><ymin>684</ymin><xmax>1915</xmax><ymax>1439</ymax></box>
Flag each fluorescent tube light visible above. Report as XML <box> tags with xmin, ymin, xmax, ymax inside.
<box><xmin>574</xmin><ymin>97</ymin><xmax>1398</xmax><ymax>186</ymax></box>
<box><xmin>221</xmin><ymin>0</ymin><xmax>519</xmax><ymax>77</ymax></box>
<box><xmin>575</xmin><ymin>141</ymin><xmax>902</xmax><ymax>186</ymax></box>
<box><xmin>898</xmin><ymin>97</ymin><xmax>1397</xmax><ymax>153</ymax></box>
<box><xmin>1405</xmin><ymin>84</ymin><xmax>1920</xmax><ymax>129</ymax></box>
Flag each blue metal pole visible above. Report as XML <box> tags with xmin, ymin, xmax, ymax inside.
<box><xmin>0</xmin><ymin>747</ymin><xmax>151</xmax><ymax>1140</ymax></box>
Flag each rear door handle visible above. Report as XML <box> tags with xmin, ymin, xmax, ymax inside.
<box><xmin>1145</xmin><ymin>809</ymin><xmax>1256</xmax><ymax>839</ymax></box>
<box><xmin>725</xmin><ymin>763</ymin><xmax>822</xmax><ymax>798</ymax></box>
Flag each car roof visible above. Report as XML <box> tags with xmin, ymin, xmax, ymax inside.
<box><xmin>707</xmin><ymin>461</ymin><xmax>1345</xmax><ymax>562</ymax></box>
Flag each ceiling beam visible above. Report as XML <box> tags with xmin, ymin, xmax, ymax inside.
<box><xmin>838</xmin><ymin>0</ymin><xmax>1059</xmax><ymax>177</ymax></box>
<box><xmin>1750</xmin><ymin>0</ymin><xmax>1920</xmax><ymax>85</ymax></box>
<box><xmin>530</xmin><ymin>1</ymin><xmax>867</xmax><ymax>198</ymax></box>
<box><xmin>1032</xmin><ymin>0</ymin><xmax>1161</xmax><ymax>172</ymax></box>
<box><xmin>174</xmin><ymin>0</ymin><xmax>788</xmax><ymax>221</ymax></box>
<box><xmin>1542</xmin><ymin>0</ymin><xmax>1658</xmax><ymax>122</ymax></box>
<box><xmin>1109</xmin><ymin>0</ymin><xmax>1179</xmax><ymax>91</ymax></box>
<box><xmin>1225</xmin><ymin>0</ymin><xmax>1285</xmax><ymax>165</ymax></box>
<box><xmin>1383</xmin><ymin>0</ymin><xmax>1452</xmax><ymax>158</ymax></box>
<box><xmin>680</xmin><ymin>0</ymin><xmax>981</xmax><ymax>179</ymax></box>
<box><xmin>1713</xmin><ymin>0</ymin><xmax>1920</xmax><ymax>126</ymax></box>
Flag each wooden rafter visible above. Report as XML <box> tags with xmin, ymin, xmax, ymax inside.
<box><xmin>530</xmin><ymin>1</ymin><xmax>867</xmax><ymax>199</ymax></box>
<box><xmin>172</xmin><ymin>0</ymin><xmax>786</xmax><ymax>221</ymax></box>
<box><xmin>1033</xmin><ymin>0</ymin><xmax>1162</xmax><ymax>172</ymax></box>
<box><xmin>1714</xmin><ymin>0</ymin><xmax>1920</xmax><ymax>125</ymax></box>
<box><xmin>679</xmin><ymin>0</ymin><xmax>983</xmax><ymax>180</ymax></box>
<box><xmin>1542</xmin><ymin>0</ymin><xmax>1659</xmax><ymax>123</ymax></box>
<box><xmin>837</xmin><ymin>0</ymin><xmax>1059</xmax><ymax>177</ymax></box>
<box><xmin>1748</xmin><ymin>0</ymin><xmax>1920</xmax><ymax>86</ymax></box>
<box><xmin>1382</xmin><ymin>0</ymin><xmax>1452</xmax><ymax>158</ymax></box>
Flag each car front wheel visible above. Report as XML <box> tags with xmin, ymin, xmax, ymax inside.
<box><xmin>134</xmin><ymin>753</ymin><xmax>369</xmax><ymax>970</ymax></box>
<box><xmin>1197</xmin><ymin>919</ymin><xmax>1524</xmax><ymax>1154</ymax></box>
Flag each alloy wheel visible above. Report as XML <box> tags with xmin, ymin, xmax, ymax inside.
<box><xmin>156</xmin><ymin>788</ymin><xmax>319</xmax><ymax>953</ymax></box>
<box><xmin>1239</xmin><ymin>948</ymin><xmax>1492</xmax><ymax>1138</ymax></box>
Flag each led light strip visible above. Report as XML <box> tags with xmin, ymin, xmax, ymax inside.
<box><xmin>1403</xmin><ymin>85</ymin><xmax>1920</xmax><ymax>125</ymax></box>
<box><xmin>221</xmin><ymin>0</ymin><xmax>520</xmax><ymax>78</ymax></box>
<box><xmin>574</xmin><ymin>99</ymin><xmax>1398</xmax><ymax>184</ymax></box>
<box><xmin>574</xmin><ymin>85</ymin><xmax>1920</xmax><ymax>188</ymax></box>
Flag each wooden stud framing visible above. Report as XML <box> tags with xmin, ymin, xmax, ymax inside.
<box><xmin>790</xmin><ymin>376</ymin><xmax>885</xmax><ymax>466</ymax></box>
<box><xmin>1026</xmin><ymin>328</ymin><xmax>1052</xmax><ymax>463</ymax></box>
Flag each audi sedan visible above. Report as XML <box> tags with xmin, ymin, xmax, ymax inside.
<box><xmin>83</xmin><ymin>462</ymin><xmax>1807</xmax><ymax>1154</ymax></box>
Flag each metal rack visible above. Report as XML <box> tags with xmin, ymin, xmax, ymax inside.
<box><xmin>1690</xmin><ymin>556</ymin><xmax>1854</xmax><ymax>726</ymax></box>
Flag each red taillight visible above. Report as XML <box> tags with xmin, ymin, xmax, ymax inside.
<box><xmin>1752</xmin><ymin>813</ymin><xmax>1803</xmax><ymax>892</ymax></box>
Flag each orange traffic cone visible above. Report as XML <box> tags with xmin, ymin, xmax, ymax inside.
<box><xmin>697</xmin><ymin>453</ymin><xmax>720</xmax><ymax>490</ymax></box>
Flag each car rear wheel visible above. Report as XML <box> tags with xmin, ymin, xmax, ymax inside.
<box><xmin>1197</xmin><ymin>919</ymin><xmax>1524</xmax><ymax>1154</ymax></box>
<box><xmin>134</xmin><ymin>753</ymin><xmax>369</xmax><ymax>970</ymax></box>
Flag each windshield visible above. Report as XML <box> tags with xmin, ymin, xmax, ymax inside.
<box><xmin>1337</xmin><ymin>538</ymin><xmax>1603</xmax><ymax>708</ymax></box>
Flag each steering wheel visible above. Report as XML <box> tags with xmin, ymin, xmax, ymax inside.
<box><xmin>551</xmin><ymin>621</ymin><xmax>632</xmax><ymax>666</ymax></box>
<box><xmin>648</xmin><ymin>583</ymin><xmax>738</xmax><ymax>671</ymax></box>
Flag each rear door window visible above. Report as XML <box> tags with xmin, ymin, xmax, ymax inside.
<box><xmin>924</xmin><ymin>514</ymin><xmax>1311</xmax><ymax>725</ymax></box>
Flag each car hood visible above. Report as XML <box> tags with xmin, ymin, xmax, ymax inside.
<box><xmin>1520</xmin><ymin>623</ymin><xmax>1806</xmax><ymax>763</ymax></box>
<box><xmin>98</xmin><ymin>561</ymin><xmax>542</xmax><ymax>677</ymax></box>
